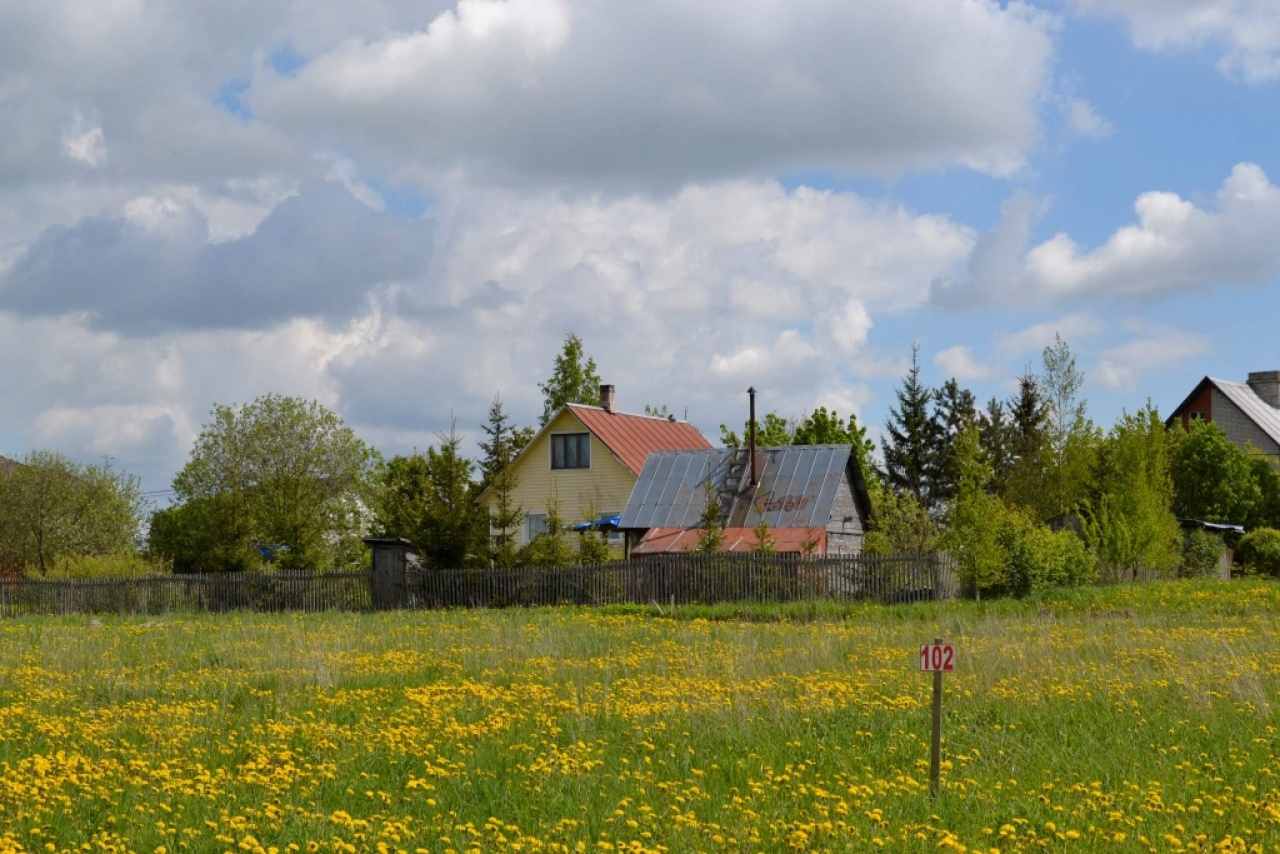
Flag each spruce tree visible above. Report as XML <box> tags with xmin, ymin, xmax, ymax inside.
<box><xmin>932</xmin><ymin>378</ymin><xmax>977</xmax><ymax>506</ymax></box>
<box><xmin>978</xmin><ymin>397</ymin><xmax>1013</xmax><ymax>496</ymax></box>
<box><xmin>882</xmin><ymin>345</ymin><xmax>941</xmax><ymax>510</ymax></box>
<box><xmin>695</xmin><ymin>479</ymin><xmax>726</xmax><ymax>554</ymax></box>
<box><xmin>479</xmin><ymin>394</ymin><xmax>523</xmax><ymax>568</ymax></box>
<box><xmin>538</xmin><ymin>333</ymin><xmax>602</xmax><ymax>425</ymax></box>
<box><xmin>1004</xmin><ymin>372</ymin><xmax>1051</xmax><ymax>511</ymax></box>
<box><xmin>422</xmin><ymin>426</ymin><xmax>485</xmax><ymax>569</ymax></box>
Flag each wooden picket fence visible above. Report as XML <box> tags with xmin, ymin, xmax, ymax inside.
<box><xmin>0</xmin><ymin>553</ymin><xmax>956</xmax><ymax>617</ymax></box>
<box><xmin>0</xmin><ymin>571</ymin><xmax>371</xmax><ymax>617</ymax></box>
<box><xmin>406</xmin><ymin>553</ymin><xmax>957</xmax><ymax>609</ymax></box>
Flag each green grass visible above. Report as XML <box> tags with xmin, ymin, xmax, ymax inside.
<box><xmin>2</xmin><ymin>579</ymin><xmax>1280</xmax><ymax>852</ymax></box>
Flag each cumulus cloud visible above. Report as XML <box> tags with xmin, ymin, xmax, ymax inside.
<box><xmin>934</xmin><ymin>345</ymin><xmax>1000</xmax><ymax>382</ymax></box>
<box><xmin>1093</xmin><ymin>322</ymin><xmax>1212</xmax><ymax>393</ymax></box>
<box><xmin>1024</xmin><ymin>163</ymin><xmax>1280</xmax><ymax>298</ymax></box>
<box><xmin>249</xmin><ymin>0</ymin><xmax>1055</xmax><ymax>187</ymax></box>
<box><xmin>1</xmin><ymin>182</ymin><xmax>426</xmax><ymax>333</ymax></box>
<box><xmin>0</xmin><ymin>178</ymin><xmax>972</xmax><ymax>487</ymax></box>
<box><xmin>1068</xmin><ymin>0</ymin><xmax>1280</xmax><ymax>82</ymax></box>
<box><xmin>936</xmin><ymin>163</ymin><xmax>1280</xmax><ymax>307</ymax></box>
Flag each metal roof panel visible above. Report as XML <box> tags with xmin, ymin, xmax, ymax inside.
<box><xmin>1212</xmin><ymin>379</ymin><xmax>1280</xmax><ymax>448</ymax></box>
<box><xmin>622</xmin><ymin>445</ymin><xmax>854</xmax><ymax>530</ymax></box>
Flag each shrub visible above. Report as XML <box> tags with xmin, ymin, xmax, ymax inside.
<box><xmin>1236</xmin><ymin>528</ymin><xmax>1280</xmax><ymax>577</ymax></box>
<box><xmin>44</xmin><ymin>553</ymin><xmax>171</xmax><ymax>579</ymax></box>
<box><xmin>999</xmin><ymin>510</ymin><xmax>1096</xmax><ymax>598</ymax></box>
<box><xmin>1180</xmin><ymin>528</ymin><xmax>1224</xmax><ymax>579</ymax></box>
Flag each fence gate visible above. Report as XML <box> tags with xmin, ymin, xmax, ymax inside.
<box><xmin>365</xmin><ymin>537</ymin><xmax>411</xmax><ymax>609</ymax></box>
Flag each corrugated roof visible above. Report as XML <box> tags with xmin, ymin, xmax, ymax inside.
<box><xmin>568</xmin><ymin>405</ymin><xmax>712</xmax><ymax>475</ymax></box>
<box><xmin>1210</xmin><ymin>379</ymin><xmax>1280</xmax><ymax>447</ymax></box>
<box><xmin>631</xmin><ymin>526</ymin><xmax>827</xmax><ymax>555</ymax></box>
<box><xmin>620</xmin><ymin>445</ymin><xmax>856</xmax><ymax>529</ymax></box>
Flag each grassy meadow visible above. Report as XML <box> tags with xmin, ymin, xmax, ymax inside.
<box><xmin>2</xmin><ymin>581</ymin><xmax>1280</xmax><ymax>853</ymax></box>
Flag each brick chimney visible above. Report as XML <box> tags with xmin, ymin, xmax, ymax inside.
<box><xmin>600</xmin><ymin>384</ymin><xmax>617</xmax><ymax>413</ymax></box>
<box><xmin>1248</xmin><ymin>371</ymin><xmax>1280</xmax><ymax>407</ymax></box>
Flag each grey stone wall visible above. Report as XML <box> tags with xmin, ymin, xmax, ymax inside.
<box><xmin>1210</xmin><ymin>388</ymin><xmax>1280</xmax><ymax>456</ymax></box>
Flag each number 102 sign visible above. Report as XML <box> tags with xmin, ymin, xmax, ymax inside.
<box><xmin>919</xmin><ymin>643</ymin><xmax>955</xmax><ymax>672</ymax></box>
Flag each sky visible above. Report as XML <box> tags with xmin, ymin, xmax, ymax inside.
<box><xmin>2</xmin><ymin>0</ymin><xmax>1280</xmax><ymax>499</ymax></box>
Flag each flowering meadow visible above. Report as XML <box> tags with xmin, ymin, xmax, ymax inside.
<box><xmin>2</xmin><ymin>580</ymin><xmax>1280</xmax><ymax>853</ymax></box>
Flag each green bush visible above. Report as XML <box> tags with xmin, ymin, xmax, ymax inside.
<box><xmin>44</xmin><ymin>553</ymin><xmax>171</xmax><ymax>579</ymax></box>
<box><xmin>999</xmin><ymin>512</ymin><xmax>1096</xmax><ymax>598</ymax></box>
<box><xmin>1180</xmin><ymin>528</ymin><xmax>1224</xmax><ymax>578</ymax></box>
<box><xmin>1236</xmin><ymin>528</ymin><xmax>1280</xmax><ymax>577</ymax></box>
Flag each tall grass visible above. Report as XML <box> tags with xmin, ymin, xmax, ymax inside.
<box><xmin>2</xmin><ymin>579</ymin><xmax>1278</xmax><ymax>852</ymax></box>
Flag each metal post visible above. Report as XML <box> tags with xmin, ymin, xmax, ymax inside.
<box><xmin>930</xmin><ymin>635</ymin><xmax>944</xmax><ymax>800</ymax></box>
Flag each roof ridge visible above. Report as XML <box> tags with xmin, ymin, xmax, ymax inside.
<box><xmin>566</xmin><ymin>403</ymin><xmax>695</xmax><ymax>424</ymax></box>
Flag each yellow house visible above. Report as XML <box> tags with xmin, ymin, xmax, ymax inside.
<box><xmin>480</xmin><ymin>385</ymin><xmax>712</xmax><ymax>546</ymax></box>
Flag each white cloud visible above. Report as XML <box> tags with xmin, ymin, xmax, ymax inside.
<box><xmin>0</xmin><ymin>178</ymin><xmax>972</xmax><ymax>487</ymax></box>
<box><xmin>1024</xmin><ymin>163</ymin><xmax>1280</xmax><ymax>298</ymax></box>
<box><xmin>61</xmin><ymin>118</ymin><xmax>107</xmax><ymax>167</ymax></box>
<box><xmin>997</xmin><ymin>313</ymin><xmax>1107</xmax><ymax>357</ymax></box>
<box><xmin>249</xmin><ymin>0</ymin><xmax>1055</xmax><ymax>186</ymax></box>
<box><xmin>939</xmin><ymin>164</ymin><xmax>1280</xmax><ymax>308</ymax></box>
<box><xmin>1069</xmin><ymin>0</ymin><xmax>1280</xmax><ymax>82</ymax></box>
<box><xmin>1065</xmin><ymin>97</ymin><xmax>1114</xmax><ymax>138</ymax></box>
<box><xmin>1094</xmin><ymin>323</ymin><xmax>1212</xmax><ymax>393</ymax></box>
<box><xmin>933</xmin><ymin>345</ymin><xmax>999</xmax><ymax>382</ymax></box>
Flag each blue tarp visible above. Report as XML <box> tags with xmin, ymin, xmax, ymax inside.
<box><xmin>572</xmin><ymin>514</ymin><xmax>622</xmax><ymax>531</ymax></box>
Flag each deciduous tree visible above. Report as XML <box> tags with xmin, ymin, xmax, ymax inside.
<box><xmin>169</xmin><ymin>394</ymin><xmax>373</xmax><ymax>571</ymax></box>
<box><xmin>1082</xmin><ymin>405</ymin><xmax>1180</xmax><ymax>581</ymax></box>
<box><xmin>0</xmin><ymin>451</ymin><xmax>144</xmax><ymax>576</ymax></box>
<box><xmin>1169</xmin><ymin>419</ymin><xmax>1261</xmax><ymax>526</ymax></box>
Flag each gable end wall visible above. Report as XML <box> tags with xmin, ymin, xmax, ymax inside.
<box><xmin>825</xmin><ymin>474</ymin><xmax>865</xmax><ymax>556</ymax></box>
<box><xmin>1210</xmin><ymin>388</ymin><xmax>1280</xmax><ymax>457</ymax></box>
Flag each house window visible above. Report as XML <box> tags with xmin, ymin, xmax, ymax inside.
<box><xmin>551</xmin><ymin>433</ymin><xmax>591</xmax><ymax>469</ymax></box>
<box><xmin>525</xmin><ymin>514</ymin><xmax>548</xmax><ymax>542</ymax></box>
<box><xmin>1189</xmin><ymin>410</ymin><xmax>1207</xmax><ymax>422</ymax></box>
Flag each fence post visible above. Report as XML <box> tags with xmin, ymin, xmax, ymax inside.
<box><xmin>364</xmin><ymin>537</ymin><xmax>412</xmax><ymax>610</ymax></box>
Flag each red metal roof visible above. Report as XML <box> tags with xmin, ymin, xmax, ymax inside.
<box><xmin>568</xmin><ymin>405</ymin><xmax>712</xmax><ymax>475</ymax></box>
<box><xmin>632</xmin><ymin>526</ymin><xmax>827</xmax><ymax>555</ymax></box>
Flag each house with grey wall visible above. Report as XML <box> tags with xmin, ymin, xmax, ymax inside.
<box><xmin>1167</xmin><ymin>371</ymin><xmax>1280</xmax><ymax>460</ymax></box>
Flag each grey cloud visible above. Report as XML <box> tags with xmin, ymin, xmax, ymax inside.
<box><xmin>932</xmin><ymin>190</ymin><xmax>1043</xmax><ymax>309</ymax></box>
<box><xmin>250</xmin><ymin>0</ymin><xmax>1055</xmax><ymax>189</ymax></box>
<box><xmin>1</xmin><ymin>182</ymin><xmax>428</xmax><ymax>333</ymax></box>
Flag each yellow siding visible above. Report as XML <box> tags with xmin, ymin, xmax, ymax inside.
<box><xmin>480</xmin><ymin>408</ymin><xmax>638</xmax><ymax>544</ymax></box>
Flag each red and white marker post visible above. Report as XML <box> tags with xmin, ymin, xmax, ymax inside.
<box><xmin>919</xmin><ymin>638</ymin><xmax>954</xmax><ymax>799</ymax></box>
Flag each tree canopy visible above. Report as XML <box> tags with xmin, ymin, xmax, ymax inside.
<box><xmin>372</xmin><ymin>426</ymin><xmax>486</xmax><ymax>570</ymax></box>
<box><xmin>0</xmin><ymin>451</ymin><xmax>144</xmax><ymax>576</ymax></box>
<box><xmin>882</xmin><ymin>345</ymin><xmax>941</xmax><ymax>509</ymax></box>
<box><xmin>163</xmin><ymin>394</ymin><xmax>374</xmax><ymax>571</ymax></box>
<box><xmin>538</xmin><ymin>333</ymin><xmax>601</xmax><ymax>425</ymax></box>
